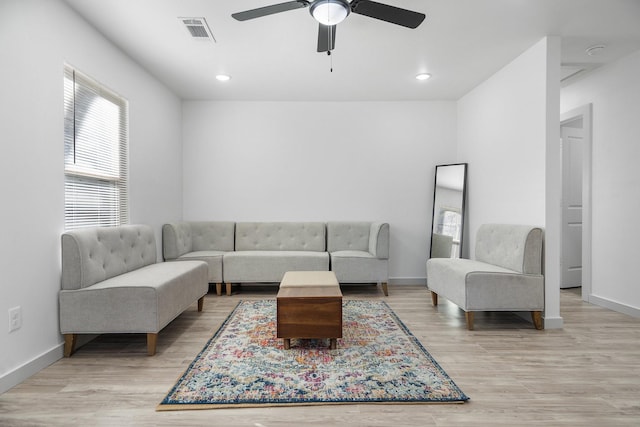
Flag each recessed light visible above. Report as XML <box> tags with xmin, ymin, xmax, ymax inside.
<box><xmin>216</xmin><ymin>74</ymin><xmax>231</xmax><ymax>82</ymax></box>
<box><xmin>415</xmin><ymin>73</ymin><xmax>431</xmax><ymax>81</ymax></box>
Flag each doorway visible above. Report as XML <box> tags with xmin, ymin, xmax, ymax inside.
<box><xmin>560</xmin><ymin>105</ymin><xmax>592</xmax><ymax>302</ymax></box>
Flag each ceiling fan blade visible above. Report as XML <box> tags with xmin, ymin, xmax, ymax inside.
<box><xmin>350</xmin><ymin>0</ymin><xmax>425</xmax><ymax>29</ymax></box>
<box><xmin>317</xmin><ymin>24</ymin><xmax>336</xmax><ymax>52</ymax></box>
<box><xmin>232</xmin><ymin>1</ymin><xmax>310</xmax><ymax>21</ymax></box>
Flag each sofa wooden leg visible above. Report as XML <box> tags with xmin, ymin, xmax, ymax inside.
<box><xmin>381</xmin><ymin>282</ymin><xmax>389</xmax><ymax>296</ymax></box>
<box><xmin>197</xmin><ymin>296</ymin><xmax>204</xmax><ymax>312</ymax></box>
<box><xmin>531</xmin><ymin>311</ymin><xmax>543</xmax><ymax>330</ymax></box>
<box><xmin>147</xmin><ymin>333</ymin><xmax>158</xmax><ymax>356</ymax></box>
<box><xmin>431</xmin><ymin>291</ymin><xmax>438</xmax><ymax>306</ymax></box>
<box><xmin>215</xmin><ymin>283</ymin><xmax>222</xmax><ymax>296</ymax></box>
<box><xmin>63</xmin><ymin>334</ymin><xmax>77</xmax><ymax>357</ymax></box>
<box><xmin>226</xmin><ymin>282</ymin><xmax>232</xmax><ymax>296</ymax></box>
<box><xmin>465</xmin><ymin>311</ymin><xmax>474</xmax><ymax>330</ymax></box>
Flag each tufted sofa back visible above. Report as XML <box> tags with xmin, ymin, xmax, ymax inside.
<box><xmin>475</xmin><ymin>224</ymin><xmax>543</xmax><ymax>274</ymax></box>
<box><xmin>235</xmin><ymin>222</ymin><xmax>326</xmax><ymax>251</ymax></box>
<box><xmin>162</xmin><ymin>221</ymin><xmax>235</xmax><ymax>260</ymax></box>
<box><xmin>190</xmin><ymin>222</ymin><xmax>235</xmax><ymax>251</ymax></box>
<box><xmin>61</xmin><ymin>224</ymin><xmax>157</xmax><ymax>290</ymax></box>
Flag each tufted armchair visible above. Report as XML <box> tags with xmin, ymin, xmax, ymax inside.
<box><xmin>426</xmin><ymin>224</ymin><xmax>544</xmax><ymax>330</ymax></box>
<box><xmin>327</xmin><ymin>222</ymin><xmax>390</xmax><ymax>296</ymax></box>
<box><xmin>163</xmin><ymin>221</ymin><xmax>235</xmax><ymax>295</ymax></box>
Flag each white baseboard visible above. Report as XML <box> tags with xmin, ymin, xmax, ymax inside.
<box><xmin>0</xmin><ymin>343</ymin><xmax>63</xmax><ymax>394</ymax></box>
<box><xmin>512</xmin><ymin>311</ymin><xmax>563</xmax><ymax>329</ymax></box>
<box><xmin>589</xmin><ymin>294</ymin><xmax>640</xmax><ymax>318</ymax></box>
<box><xmin>543</xmin><ymin>316</ymin><xmax>564</xmax><ymax>329</ymax></box>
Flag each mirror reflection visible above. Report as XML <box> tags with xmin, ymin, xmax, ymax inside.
<box><xmin>430</xmin><ymin>163</ymin><xmax>468</xmax><ymax>259</ymax></box>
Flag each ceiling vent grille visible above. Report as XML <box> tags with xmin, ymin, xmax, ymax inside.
<box><xmin>180</xmin><ymin>17</ymin><xmax>216</xmax><ymax>42</ymax></box>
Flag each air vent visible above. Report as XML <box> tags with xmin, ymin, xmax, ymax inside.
<box><xmin>180</xmin><ymin>17</ymin><xmax>216</xmax><ymax>42</ymax></box>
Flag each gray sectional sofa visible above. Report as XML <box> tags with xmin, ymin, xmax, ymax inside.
<box><xmin>59</xmin><ymin>224</ymin><xmax>209</xmax><ymax>356</ymax></box>
<box><xmin>327</xmin><ymin>222</ymin><xmax>390</xmax><ymax>296</ymax></box>
<box><xmin>161</xmin><ymin>221</ymin><xmax>235</xmax><ymax>295</ymax></box>
<box><xmin>162</xmin><ymin>221</ymin><xmax>390</xmax><ymax>296</ymax></box>
<box><xmin>224</xmin><ymin>222</ymin><xmax>329</xmax><ymax>294</ymax></box>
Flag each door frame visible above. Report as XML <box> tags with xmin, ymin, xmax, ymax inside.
<box><xmin>560</xmin><ymin>104</ymin><xmax>592</xmax><ymax>302</ymax></box>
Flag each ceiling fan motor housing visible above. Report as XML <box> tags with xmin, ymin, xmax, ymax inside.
<box><xmin>310</xmin><ymin>0</ymin><xmax>351</xmax><ymax>26</ymax></box>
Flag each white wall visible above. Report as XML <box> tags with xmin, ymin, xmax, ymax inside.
<box><xmin>182</xmin><ymin>101</ymin><xmax>457</xmax><ymax>280</ymax></box>
<box><xmin>457</xmin><ymin>39</ymin><xmax>549</xmax><ymax>237</ymax></box>
<box><xmin>0</xmin><ymin>0</ymin><xmax>183</xmax><ymax>393</ymax></box>
<box><xmin>456</xmin><ymin>37</ymin><xmax>562</xmax><ymax>327</ymax></box>
<box><xmin>562</xmin><ymin>49</ymin><xmax>640</xmax><ymax>314</ymax></box>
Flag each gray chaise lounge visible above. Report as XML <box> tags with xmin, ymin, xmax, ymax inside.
<box><xmin>426</xmin><ymin>224</ymin><xmax>544</xmax><ymax>330</ymax></box>
<box><xmin>59</xmin><ymin>224</ymin><xmax>208</xmax><ymax>356</ymax></box>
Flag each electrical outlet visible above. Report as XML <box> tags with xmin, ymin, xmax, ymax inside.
<box><xmin>9</xmin><ymin>306</ymin><xmax>22</xmax><ymax>332</ymax></box>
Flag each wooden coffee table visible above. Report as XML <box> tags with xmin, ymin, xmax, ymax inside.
<box><xmin>276</xmin><ymin>271</ymin><xmax>343</xmax><ymax>350</ymax></box>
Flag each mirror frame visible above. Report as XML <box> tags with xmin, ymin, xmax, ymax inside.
<box><xmin>429</xmin><ymin>163</ymin><xmax>468</xmax><ymax>259</ymax></box>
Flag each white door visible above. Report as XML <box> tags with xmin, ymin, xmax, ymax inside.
<box><xmin>561</xmin><ymin>125</ymin><xmax>583</xmax><ymax>288</ymax></box>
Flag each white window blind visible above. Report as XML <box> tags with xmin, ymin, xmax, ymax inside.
<box><xmin>64</xmin><ymin>65</ymin><xmax>129</xmax><ymax>229</ymax></box>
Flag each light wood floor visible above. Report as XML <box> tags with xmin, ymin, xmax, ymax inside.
<box><xmin>1</xmin><ymin>285</ymin><xmax>639</xmax><ymax>426</ymax></box>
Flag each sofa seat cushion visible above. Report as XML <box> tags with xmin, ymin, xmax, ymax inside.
<box><xmin>178</xmin><ymin>250</ymin><xmax>226</xmax><ymax>283</ymax></box>
<box><xmin>59</xmin><ymin>260</ymin><xmax>208</xmax><ymax>334</ymax></box>
<box><xmin>330</xmin><ymin>250</ymin><xmax>388</xmax><ymax>283</ymax></box>
<box><xmin>427</xmin><ymin>258</ymin><xmax>543</xmax><ymax>311</ymax></box>
<box><xmin>223</xmin><ymin>251</ymin><xmax>329</xmax><ymax>283</ymax></box>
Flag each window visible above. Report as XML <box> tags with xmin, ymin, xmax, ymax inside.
<box><xmin>64</xmin><ymin>65</ymin><xmax>129</xmax><ymax>229</ymax></box>
<box><xmin>436</xmin><ymin>207</ymin><xmax>462</xmax><ymax>258</ymax></box>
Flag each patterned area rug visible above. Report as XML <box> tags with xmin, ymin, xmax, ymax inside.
<box><xmin>157</xmin><ymin>300</ymin><xmax>469</xmax><ymax>410</ymax></box>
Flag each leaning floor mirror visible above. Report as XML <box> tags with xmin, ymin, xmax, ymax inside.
<box><xmin>430</xmin><ymin>163</ymin><xmax>468</xmax><ymax>259</ymax></box>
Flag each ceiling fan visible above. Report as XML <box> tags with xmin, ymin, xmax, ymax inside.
<box><xmin>232</xmin><ymin>0</ymin><xmax>425</xmax><ymax>53</ymax></box>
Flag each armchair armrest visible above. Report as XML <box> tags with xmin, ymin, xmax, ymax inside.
<box><xmin>368</xmin><ymin>222</ymin><xmax>389</xmax><ymax>259</ymax></box>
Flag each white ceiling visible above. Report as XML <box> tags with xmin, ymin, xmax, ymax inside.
<box><xmin>62</xmin><ymin>0</ymin><xmax>640</xmax><ymax>101</ymax></box>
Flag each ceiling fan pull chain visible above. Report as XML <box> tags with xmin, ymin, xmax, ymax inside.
<box><xmin>327</xmin><ymin>22</ymin><xmax>333</xmax><ymax>72</ymax></box>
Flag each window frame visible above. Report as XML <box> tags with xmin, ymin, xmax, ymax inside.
<box><xmin>63</xmin><ymin>65</ymin><xmax>129</xmax><ymax>230</ymax></box>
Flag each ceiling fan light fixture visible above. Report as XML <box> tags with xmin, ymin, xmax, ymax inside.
<box><xmin>310</xmin><ymin>0</ymin><xmax>350</xmax><ymax>26</ymax></box>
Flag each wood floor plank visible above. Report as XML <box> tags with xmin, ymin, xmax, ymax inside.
<box><xmin>1</xmin><ymin>285</ymin><xmax>639</xmax><ymax>426</ymax></box>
